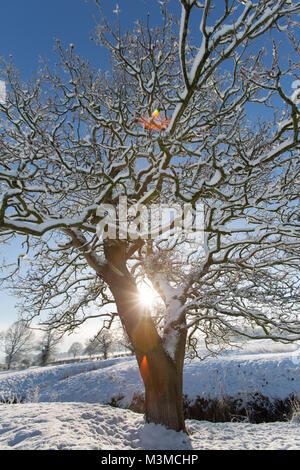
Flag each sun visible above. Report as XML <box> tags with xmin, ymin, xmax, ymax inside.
<box><xmin>138</xmin><ymin>281</ymin><xmax>156</xmax><ymax>307</ymax></box>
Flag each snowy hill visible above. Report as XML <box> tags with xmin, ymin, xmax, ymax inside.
<box><xmin>0</xmin><ymin>340</ymin><xmax>299</xmax><ymax>450</ymax></box>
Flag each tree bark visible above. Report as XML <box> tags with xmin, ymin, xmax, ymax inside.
<box><xmin>140</xmin><ymin>345</ymin><xmax>186</xmax><ymax>432</ymax></box>
<box><xmin>102</xmin><ymin>245</ymin><xmax>186</xmax><ymax>432</ymax></box>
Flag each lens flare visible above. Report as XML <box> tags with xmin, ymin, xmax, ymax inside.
<box><xmin>138</xmin><ymin>109</ymin><xmax>170</xmax><ymax>130</ymax></box>
<box><xmin>138</xmin><ymin>282</ymin><xmax>155</xmax><ymax>307</ymax></box>
<box><xmin>140</xmin><ymin>355</ymin><xmax>149</xmax><ymax>383</ymax></box>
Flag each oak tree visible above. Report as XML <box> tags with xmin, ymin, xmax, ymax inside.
<box><xmin>0</xmin><ymin>0</ymin><xmax>299</xmax><ymax>430</ymax></box>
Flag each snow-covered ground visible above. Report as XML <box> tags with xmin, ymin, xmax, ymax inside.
<box><xmin>0</xmin><ymin>340</ymin><xmax>299</xmax><ymax>450</ymax></box>
<box><xmin>0</xmin><ymin>402</ymin><xmax>299</xmax><ymax>450</ymax></box>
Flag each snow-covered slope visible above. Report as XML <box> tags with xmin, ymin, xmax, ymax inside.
<box><xmin>0</xmin><ymin>357</ymin><xmax>129</xmax><ymax>403</ymax></box>
<box><xmin>1</xmin><ymin>341</ymin><xmax>299</xmax><ymax>407</ymax></box>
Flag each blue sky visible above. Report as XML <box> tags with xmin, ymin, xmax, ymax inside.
<box><xmin>0</xmin><ymin>0</ymin><xmax>296</xmax><ymax>347</ymax></box>
<box><xmin>0</xmin><ymin>0</ymin><xmax>181</xmax><ymax>77</ymax></box>
<box><xmin>2</xmin><ymin>0</ymin><xmax>285</xmax><ymax>78</ymax></box>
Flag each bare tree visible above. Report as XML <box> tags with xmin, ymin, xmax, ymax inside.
<box><xmin>95</xmin><ymin>329</ymin><xmax>114</xmax><ymax>360</ymax></box>
<box><xmin>1</xmin><ymin>321</ymin><xmax>35</xmax><ymax>369</ymax></box>
<box><xmin>84</xmin><ymin>331</ymin><xmax>113</xmax><ymax>359</ymax></box>
<box><xmin>37</xmin><ymin>330</ymin><xmax>61</xmax><ymax>366</ymax></box>
<box><xmin>84</xmin><ymin>337</ymin><xmax>101</xmax><ymax>358</ymax></box>
<box><xmin>68</xmin><ymin>341</ymin><xmax>83</xmax><ymax>358</ymax></box>
<box><xmin>0</xmin><ymin>1</ymin><xmax>299</xmax><ymax>431</ymax></box>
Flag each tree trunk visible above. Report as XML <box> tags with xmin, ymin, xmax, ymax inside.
<box><xmin>6</xmin><ymin>355</ymin><xmax>12</xmax><ymax>370</ymax></box>
<box><xmin>102</xmin><ymin>249</ymin><xmax>186</xmax><ymax>432</ymax></box>
<box><xmin>140</xmin><ymin>346</ymin><xmax>186</xmax><ymax>432</ymax></box>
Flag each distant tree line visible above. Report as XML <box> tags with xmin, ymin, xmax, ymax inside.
<box><xmin>0</xmin><ymin>321</ymin><xmax>133</xmax><ymax>370</ymax></box>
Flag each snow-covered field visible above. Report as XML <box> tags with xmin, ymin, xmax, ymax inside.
<box><xmin>1</xmin><ymin>402</ymin><xmax>299</xmax><ymax>450</ymax></box>
<box><xmin>0</xmin><ymin>340</ymin><xmax>299</xmax><ymax>450</ymax></box>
